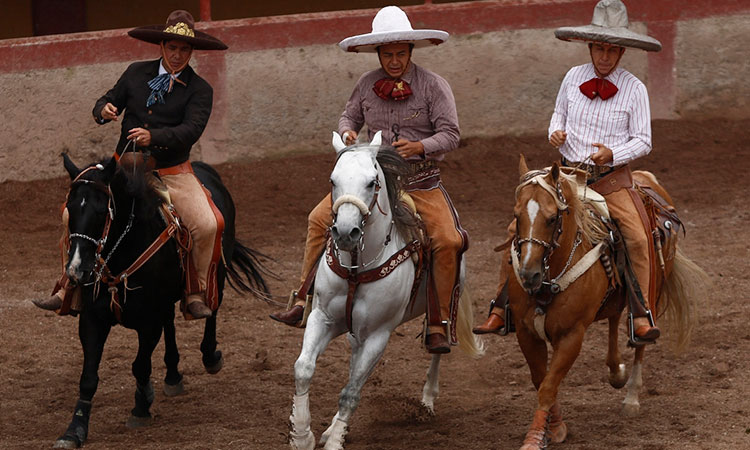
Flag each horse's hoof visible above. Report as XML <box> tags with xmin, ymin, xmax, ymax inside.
<box><xmin>163</xmin><ymin>379</ymin><xmax>185</xmax><ymax>397</ymax></box>
<box><xmin>609</xmin><ymin>364</ymin><xmax>628</xmax><ymax>389</ymax></box>
<box><xmin>52</xmin><ymin>439</ymin><xmax>79</xmax><ymax>449</ymax></box>
<box><xmin>204</xmin><ymin>351</ymin><xmax>224</xmax><ymax>374</ymax></box>
<box><xmin>621</xmin><ymin>402</ymin><xmax>640</xmax><ymax>417</ymax></box>
<box><xmin>549</xmin><ymin>420</ymin><xmax>568</xmax><ymax>443</ymax></box>
<box><xmin>289</xmin><ymin>430</ymin><xmax>315</xmax><ymax>450</ymax></box>
<box><xmin>126</xmin><ymin>414</ymin><xmax>153</xmax><ymax>428</ymax></box>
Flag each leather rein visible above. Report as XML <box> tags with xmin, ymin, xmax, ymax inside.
<box><xmin>68</xmin><ymin>167</ymin><xmax>180</xmax><ymax>322</ymax></box>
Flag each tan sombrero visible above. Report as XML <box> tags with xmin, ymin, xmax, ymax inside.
<box><xmin>554</xmin><ymin>0</ymin><xmax>661</xmax><ymax>52</ymax></box>
<box><xmin>339</xmin><ymin>6</ymin><xmax>448</xmax><ymax>53</ymax></box>
<box><xmin>128</xmin><ymin>10</ymin><xmax>227</xmax><ymax>51</ymax></box>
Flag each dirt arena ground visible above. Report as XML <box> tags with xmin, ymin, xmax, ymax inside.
<box><xmin>1</xmin><ymin>118</ymin><xmax>748</xmax><ymax>449</ymax></box>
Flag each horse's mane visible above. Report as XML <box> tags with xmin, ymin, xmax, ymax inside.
<box><xmin>84</xmin><ymin>159</ymin><xmax>166</xmax><ymax>221</ymax></box>
<box><xmin>374</xmin><ymin>147</ymin><xmax>421</xmax><ymax>243</ymax></box>
<box><xmin>557</xmin><ymin>170</ymin><xmax>609</xmax><ymax>245</ymax></box>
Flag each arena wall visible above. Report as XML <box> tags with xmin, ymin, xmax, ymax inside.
<box><xmin>1</xmin><ymin>0</ymin><xmax>748</xmax><ymax>181</ymax></box>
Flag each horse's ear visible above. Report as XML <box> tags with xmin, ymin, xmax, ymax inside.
<box><xmin>332</xmin><ymin>131</ymin><xmax>347</xmax><ymax>154</ymax></box>
<box><xmin>551</xmin><ymin>161</ymin><xmax>560</xmax><ymax>182</ymax></box>
<box><xmin>369</xmin><ymin>130</ymin><xmax>382</xmax><ymax>147</ymax></box>
<box><xmin>62</xmin><ymin>153</ymin><xmax>81</xmax><ymax>180</ymax></box>
<box><xmin>519</xmin><ymin>154</ymin><xmax>529</xmax><ymax>176</ymax></box>
<box><xmin>101</xmin><ymin>157</ymin><xmax>117</xmax><ymax>181</ymax></box>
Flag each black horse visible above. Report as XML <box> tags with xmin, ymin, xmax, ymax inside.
<box><xmin>52</xmin><ymin>154</ymin><xmax>270</xmax><ymax>448</ymax></box>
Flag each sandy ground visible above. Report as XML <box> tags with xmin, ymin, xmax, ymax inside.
<box><xmin>1</xmin><ymin>118</ymin><xmax>748</xmax><ymax>449</ymax></box>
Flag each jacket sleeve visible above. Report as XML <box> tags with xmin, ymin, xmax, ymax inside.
<box><xmin>92</xmin><ymin>64</ymin><xmax>132</xmax><ymax>124</ymax></box>
<box><xmin>420</xmin><ymin>76</ymin><xmax>460</xmax><ymax>158</ymax></box>
<box><xmin>338</xmin><ymin>75</ymin><xmax>366</xmax><ymax>135</ymax></box>
<box><xmin>149</xmin><ymin>84</ymin><xmax>213</xmax><ymax>152</ymax></box>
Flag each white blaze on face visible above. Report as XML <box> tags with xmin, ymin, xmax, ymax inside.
<box><xmin>522</xmin><ymin>199</ymin><xmax>540</xmax><ymax>268</ymax></box>
<box><xmin>68</xmin><ymin>245</ymin><xmax>82</xmax><ymax>275</ymax></box>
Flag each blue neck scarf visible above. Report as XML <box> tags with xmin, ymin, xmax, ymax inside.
<box><xmin>146</xmin><ymin>72</ymin><xmax>176</xmax><ymax>107</ymax></box>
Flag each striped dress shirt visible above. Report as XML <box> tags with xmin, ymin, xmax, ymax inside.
<box><xmin>549</xmin><ymin>63</ymin><xmax>652</xmax><ymax>167</ymax></box>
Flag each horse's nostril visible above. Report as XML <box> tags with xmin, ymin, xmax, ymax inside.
<box><xmin>349</xmin><ymin>228</ymin><xmax>361</xmax><ymax>241</ymax></box>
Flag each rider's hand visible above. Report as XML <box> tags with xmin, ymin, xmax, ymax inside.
<box><xmin>127</xmin><ymin>128</ymin><xmax>152</xmax><ymax>147</ymax></box>
<box><xmin>100</xmin><ymin>103</ymin><xmax>119</xmax><ymax>121</ymax></box>
<box><xmin>549</xmin><ymin>130</ymin><xmax>567</xmax><ymax>147</ymax></box>
<box><xmin>343</xmin><ymin>130</ymin><xmax>358</xmax><ymax>145</ymax></box>
<box><xmin>591</xmin><ymin>143</ymin><xmax>614</xmax><ymax>165</ymax></box>
<box><xmin>392</xmin><ymin>139</ymin><xmax>424</xmax><ymax>159</ymax></box>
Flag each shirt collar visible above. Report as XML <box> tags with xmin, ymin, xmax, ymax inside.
<box><xmin>159</xmin><ymin>59</ymin><xmax>183</xmax><ymax>78</ymax></box>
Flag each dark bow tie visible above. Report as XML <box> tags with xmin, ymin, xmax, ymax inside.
<box><xmin>373</xmin><ymin>78</ymin><xmax>413</xmax><ymax>101</ymax></box>
<box><xmin>579</xmin><ymin>77</ymin><xmax>618</xmax><ymax>100</ymax></box>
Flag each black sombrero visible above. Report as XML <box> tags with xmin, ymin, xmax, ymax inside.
<box><xmin>128</xmin><ymin>10</ymin><xmax>227</xmax><ymax>51</ymax></box>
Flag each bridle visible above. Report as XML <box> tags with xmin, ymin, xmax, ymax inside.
<box><xmin>330</xmin><ymin>153</ymin><xmax>391</xmax><ymax>270</ymax></box>
<box><xmin>512</xmin><ymin>169</ymin><xmax>582</xmax><ymax>294</ymax></box>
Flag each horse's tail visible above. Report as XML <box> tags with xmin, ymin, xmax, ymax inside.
<box><xmin>659</xmin><ymin>247</ymin><xmax>710</xmax><ymax>354</ymax></box>
<box><xmin>225</xmin><ymin>240</ymin><xmax>275</xmax><ymax>301</ymax></box>
<box><xmin>456</xmin><ymin>286</ymin><xmax>485</xmax><ymax>358</ymax></box>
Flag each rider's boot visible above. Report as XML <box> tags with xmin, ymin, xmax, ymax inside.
<box><xmin>425</xmin><ymin>325</ymin><xmax>450</xmax><ymax>354</ymax></box>
<box><xmin>473</xmin><ymin>310</ymin><xmax>506</xmax><ymax>334</ymax></box>
<box><xmin>269</xmin><ymin>297</ymin><xmax>306</xmax><ymax>326</ymax></box>
<box><xmin>187</xmin><ymin>293</ymin><xmax>212</xmax><ymax>319</ymax></box>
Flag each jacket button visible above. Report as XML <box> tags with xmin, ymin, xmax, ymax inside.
<box><xmin>148</xmin><ymin>110</ymin><xmax>153</xmax><ymax>115</ymax></box>
<box><xmin>144</xmin><ymin>124</ymin><xmax>149</xmax><ymax>128</ymax></box>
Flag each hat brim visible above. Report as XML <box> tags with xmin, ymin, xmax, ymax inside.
<box><xmin>339</xmin><ymin>30</ymin><xmax>448</xmax><ymax>53</ymax></box>
<box><xmin>128</xmin><ymin>26</ymin><xmax>228</xmax><ymax>50</ymax></box>
<box><xmin>555</xmin><ymin>26</ymin><xmax>661</xmax><ymax>52</ymax></box>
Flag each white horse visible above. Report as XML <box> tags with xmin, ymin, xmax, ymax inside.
<box><xmin>288</xmin><ymin>132</ymin><xmax>484</xmax><ymax>450</ymax></box>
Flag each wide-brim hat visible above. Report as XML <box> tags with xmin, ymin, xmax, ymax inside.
<box><xmin>128</xmin><ymin>10</ymin><xmax>227</xmax><ymax>51</ymax></box>
<box><xmin>339</xmin><ymin>6</ymin><xmax>448</xmax><ymax>53</ymax></box>
<box><xmin>554</xmin><ymin>0</ymin><xmax>661</xmax><ymax>52</ymax></box>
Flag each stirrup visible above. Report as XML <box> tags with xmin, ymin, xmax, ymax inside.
<box><xmin>288</xmin><ymin>290</ymin><xmax>313</xmax><ymax>328</ymax></box>
<box><xmin>498</xmin><ymin>299</ymin><xmax>515</xmax><ymax>336</ymax></box>
<box><xmin>627</xmin><ymin>310</ymin><xmax>656</xmax><ymax>347</ymax></box>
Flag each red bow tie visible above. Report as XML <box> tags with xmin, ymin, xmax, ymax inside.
<box><xmin>579</xmin><ymin>78</ymin><xmax>618</xmax><ymax>100</ymax></box>
<box><xmin>373</xmin><ymin>78</ymin><xmax>413</xmax><ymax>101</ymax></box>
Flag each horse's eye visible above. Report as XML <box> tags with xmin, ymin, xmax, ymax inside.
<box><xmin>329</xmin><ymin>179</ymin><xmax>335</xmax><ymax>186</ymax></box>
<box><xmin>547</xmin><ymin>216</ymin><xmax>557</xmax><ymax>226</ymax></box>
<box><xmin>367</xmin><ymin>180</ymin><xmax>376</xmax><ymax>188</ymax></box>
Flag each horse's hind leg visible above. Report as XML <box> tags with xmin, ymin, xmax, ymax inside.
<box><xmin>162</xmin><ymin>313</ymin><xmax>184</xmax><ymax>397</ymax></box>
<box><xmin>421</xmin><ymin>354</ymin><xmax>441</xmax><ymax>414</ymax></box>
<box><xmin>201</xmin><ymin>311</ymin><xmax>223</xmax><ymax>374</ymax></box>
<box><xmin>290</xmin><ymin>309</ymin><xmax>342</xmax><ymax>450</ymax></box>
<box><xmin>320</xmin><ymin>330</ymin><xmax>391</xmax><ymax>450</ymax></box>
<box><xmin>607</xmin><ymin>314</ymin><xmax>627</xmax><ymax>389</ymax></box>
<box><xmin>126</xmin><ymin>326</ymin><xmax>162</xmax><ymax>428</ymax></box>
<box><xmin>622</xmin><ymin>345</ymin><xmax>646</xmax><ymax>416</ymax></box>
<box><xmin>53</xmin><ymin>313</ymin><xmax>111</xmax><ymax>449</ymax></box>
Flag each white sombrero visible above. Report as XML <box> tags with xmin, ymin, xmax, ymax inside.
<box><xmin>554</xmin><ymin>0</ymin><xmax>662</xmax><ymax>52</ymax></box>
<box><xmin>338</xmin><ymin>6</ymin><xmax>449</xmax><ymax>53</ymax></box>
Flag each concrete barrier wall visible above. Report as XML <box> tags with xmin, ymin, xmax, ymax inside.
<box><xmin>1</xmin><ymin>0</ymin><xmax>748</xmax><ymax>181</ymax></box>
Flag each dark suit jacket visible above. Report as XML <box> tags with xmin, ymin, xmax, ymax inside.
<box><xmin>93</xmin><ymin>59</ymin><xmax>213</xmax><ymax>168</ymax></box>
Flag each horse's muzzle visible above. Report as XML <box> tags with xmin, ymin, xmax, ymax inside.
<box><xmin>331</xmin><ymin>224</ymin><xmax>362</xmax><ymax>252</ymax></box>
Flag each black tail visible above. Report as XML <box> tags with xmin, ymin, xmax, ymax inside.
<box><xmin>225</xmin><ymin>240</ymin><xmax>275</xmax><ymax>301</ymax></box>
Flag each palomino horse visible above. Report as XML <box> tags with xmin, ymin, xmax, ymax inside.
<box><xmin>506</xmin><ymin>156</ymin><xmax>706</xmax><ymax>449</ymax></box>
<box><xmin>288</xmin><ymin>132</ymin><xmax>483</xmax><ymax>450</ymax></box>
<box><xmin>51</xmin><ymin>155</ymin><xmax>270</xmax><ymax>448</ymax></box>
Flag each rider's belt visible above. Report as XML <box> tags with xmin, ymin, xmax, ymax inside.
<box><xmin>405</xmin><ymin>161</ymin><xmax>440</xmax><ymax>191</ymax></box>
<box><xmin>561</xmin><ymin>157</ymin><xmax>621</xmax><ymax>181</ymax></box>
<box><xmin>156</xmin><ymin>160</ymin><xmax>193</xmax><ymax>176</ymax></box>
<box><xmin>408</xmin><ymin>159</ymin><xmax>436</xmax><ymax>174</ymax></box>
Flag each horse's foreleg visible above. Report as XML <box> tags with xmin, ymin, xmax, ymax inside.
<box><xmin>291</xmin><ymin>309</ymin><xmax>341</xmax><ymax>450</ymax></box>
<box><xmin>200</xmin><ymin>311</ymin><xmax>223</xmax><ymax>374</ymax></box>
<box><xmin>53</xmin><ymin>313</ymin><xmax>111</xmax><ymax>449</ymax></box>
<box><xmin>622</xmin><ymin>345</ymin><xmax>646</xmax><ymax>416</ymax></box>
<box><xmin>321</xmin><ymin>331</ymin><xmax>391</xmax><ymax>450</ymax></box>
<box><xmin>162</xmin><ymin>311</ymin><xmax>184</xmax><ymax>397</ymax></box>
<box><xmin>521</xmin><ymin>329</ymin><xmax>584</xmax><ymax>450</ymax></box>
<box><xmin>421</xmin><ymin>354</ymin><xmax>441</xmax><ymax>414</ymax></box>
<box><xmin>126</xmin><ymin>326</ymin><xmax>162</xmax><ymax>427</ymax></box>
<box><xmin>607</xmin><ymin>314</ymin><xmax>627</xmax><ymax>389</ymax></box>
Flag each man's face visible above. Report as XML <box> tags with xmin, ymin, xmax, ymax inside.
<box><xmin>163</xmin><ymin>39</ymin><xmax>193</xmax><ymax>71</ymax></box>
<box><xmin>378</xmin><ymin>43</ymin><xmax>412</xmax><ymax>79</ymax></box>
<box><xmin>589</xmin><ymin>43</ymin><xmax>625</xmax><ymax>77</ymax></box>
